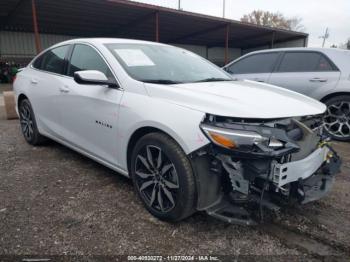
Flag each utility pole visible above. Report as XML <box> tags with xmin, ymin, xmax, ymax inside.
<box><xmin>319</xmin><ymin>28</ymin><xmax>329</xmax><ymax>48</ymax></box>
<box><xmin>178</xmin><ymin>0</ymin><xmax>181</xmax><ymax>10</ymax></box>
<box><xmin>223</xmin><ymin>0</ymin><xmax>226</xmax><ymax>18</ymax></box>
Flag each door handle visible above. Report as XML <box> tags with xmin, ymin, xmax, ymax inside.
<box><xmin>59</xmin><ymin>86</ymin><xmax>70</xmax><ymax>93</ymax></box>
<box><xmin>253</xmin><ymin>78</ymin><xmax>265</xmax><ymax>82</ymax></box>
<box><xmin>309</xmin><ymin>78</ymin><xmax>328</xmax><ymax>82</ymax></box>
<box><xmin>30</xmin><ymin>79</ymin><xmax>38</xmax><ymax>84</ymax></box>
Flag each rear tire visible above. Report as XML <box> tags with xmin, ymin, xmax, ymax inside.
<box><xmin>323</xmin><ymin>95</ymin><xmax>350</xmax><ymax>141</ymax></box>
<box><xmin>130</xmin><ymin>132</ymin><xmax>196</xmax><ymax>222</ymax></box>
<box><xmin>18</xmin><ymin>98</ymin><xmax>47</xmax><ymax>145</ymax></box>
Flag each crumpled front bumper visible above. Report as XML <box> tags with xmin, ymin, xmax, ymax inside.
<box><xmin>272</xmin><ymin>144</ymin><xmax>342</xmax><ymax>204</ymax></box>
<box><xmin>272</xmin><ymin>146</ymin><xmax>331</xmax><ymax>187</ymax></box>
<box><xmin>201</xmin><ymin>144</ymin><xmax>342</xmax><ymax>225</ymax></box>
<box><xmin>296</xmin><ymin>149</ymin><xmax>342</xmax><ymax>204</ymax></box>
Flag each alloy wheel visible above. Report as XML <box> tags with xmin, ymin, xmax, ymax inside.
<box><xmin>324</xmin><ymin>101</ymin><xmax>350</xmax><ymax>139</ymax></box>
<box><xmin>134</xmin><ymin>145</ymin><xmax>179</xmax><ymax>213</ymax></box>
<box><xmin>19</xmin><ymin>102</ymin><xmax>34</xmax><ymax>141</ymax></box>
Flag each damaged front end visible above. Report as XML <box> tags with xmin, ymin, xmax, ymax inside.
<box><xmin>190</xmin><ymin>114</ymin><xmax>342</xmax><ymax>225</ymax></box>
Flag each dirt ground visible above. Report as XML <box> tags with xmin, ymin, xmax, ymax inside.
<box><xmin>0</xmin><ymin>91</ymin><xmax>350</xmax><ymax>260</ymax></box>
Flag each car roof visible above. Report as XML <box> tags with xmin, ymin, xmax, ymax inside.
<box><xmin>246</xmin><ymin>47</ymin><xmax>350</xmax><ymax>56</ymax></box>
<box><xmin>53</xmin><ymin>37</ymin><xmax>166</xmax><ymax>47</ymax></box>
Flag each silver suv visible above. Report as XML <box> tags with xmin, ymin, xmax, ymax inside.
<box><xmin>224</xmin><ymin>48</ymin><xmax>350</xmax><ymax>141</ymax></box>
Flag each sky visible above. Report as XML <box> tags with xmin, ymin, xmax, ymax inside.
<box><xmin>131</xmin><ymin>0</ymin><xmax>350</xmax><ymax>48</ymax></box>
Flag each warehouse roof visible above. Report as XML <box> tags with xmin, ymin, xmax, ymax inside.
<box><xmin>0</xmin><ymin>0</ymin><xmax>308</xmax><ymax>49</ymax></box>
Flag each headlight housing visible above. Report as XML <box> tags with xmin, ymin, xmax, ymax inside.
<box><xmin>200</xmin><ymin>123</ymin><xmax>272</xmax><ymax>150</ymax></box>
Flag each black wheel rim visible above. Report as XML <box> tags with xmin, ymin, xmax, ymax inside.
<box><xmin>19</xmin><ymin>102</ymin><xmax>34</xmax><ymax>141</ymax></box>
<box><xmin>134</xmin><ymin>145</ymin><xmax>179</xmax><ymax>213</ymax></box>
<box><xmin>324</xmin><ymin>101</ymin><xmax>350</xmax><ymax>139</ymax></box>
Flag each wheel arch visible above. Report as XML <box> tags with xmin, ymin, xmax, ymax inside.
<box><xmin>17</xmin><ymin>93</ymin><xmax>28</xmax><ymax>105</ymax></box>
<box><xmin>320</xmin><ymin>92</ymin><xmax>350</xmax><ymax>103</ymax></box>
<box><xmin>126</xmin><ymin>126</ymin><xmax>181</xmax><ymax>174</ymax></box>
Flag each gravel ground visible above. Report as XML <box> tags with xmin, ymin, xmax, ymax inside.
<box><xmin>0</xmin><ymin>105</ymin><xmax>350</xmax><ymax>260</ymax></box>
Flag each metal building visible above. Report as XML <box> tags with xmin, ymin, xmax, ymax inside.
<box><xmin>0</xmin><ymin>0</ymin><xmax>308</xmax><ymax>66</ymax></box>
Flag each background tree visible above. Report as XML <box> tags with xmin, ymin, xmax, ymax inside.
<box><xmin>240</xmin><ymin>10</ymin><xmax>305</xmax><ymax>32</ymax></box>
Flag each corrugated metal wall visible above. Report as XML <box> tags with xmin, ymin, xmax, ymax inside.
<box><xmin>242</xmin><ymin>38</ymin><xmax>306</xmax><ymax>55</ymax></box>
<box><xmin>207</xmin><ymin>47</ymin><xmax>241</xmax><ymax>66</ymax></box>
<box><xmin>173</xmin><ymin>43</ymin><xmax>241</xmax><ymax>65</ymax></box>
<box><xmin>0</xmin><ymin>30</ymin><xmax>305</xmax><ymax>65</ymax></box>
<box><xmin>0</xmin><ymin>31</ymin><xmax>243</xmax><ymax>65</ymax></box>
<box><xmin>0</xmin><ymin>31</ymin><xmax>76</xmax><ymax>58</ymax></box>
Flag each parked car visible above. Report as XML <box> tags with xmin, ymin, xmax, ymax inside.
<box><xmin>14</xmin><ymin>39</ymin><xmax>341</xmax><ymax>225</ymax></box>
<box><xmin>224</xmin><ymin>48</ymin><xmax>350</xmax><ymax>141</ymax></box>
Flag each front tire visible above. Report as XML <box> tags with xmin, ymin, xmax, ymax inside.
<box><xmin>323</xmin><ymin>95</ymin><xmax>350</xmax><ymax>141</ymax></box>
<box><xmin>18</xmin><ymin>98</ymin><xmax>47</xmax><ymax>145</ymax></box>
<box><xmin>130</xmin><ymin>132</ymin><xmax>196</xmax><ymax>222</ymax></box>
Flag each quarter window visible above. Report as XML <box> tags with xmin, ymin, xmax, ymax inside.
<box><xmin>67</xmin><ymin>44</ymin><xmax>112</xmax><ymax>77</ymax></box>
<box><xmin>278</xmin><ymin>52</ymin><xmax>334</xmax><ymax>72</ymax></box>
<box><xmin>227</xmin><ymin>53</ymin><xmax>279</xmax><ymax>74</ymax></box>
<box><xmin>33</xmin><ymin>45</ymin><xmax>69</xmax><ymax>74</ymax></box>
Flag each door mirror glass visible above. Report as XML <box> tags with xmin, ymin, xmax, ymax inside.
<box><xmin>74</xmin><ymin>70</ymin><xmax>118</xmax><ymax>88</ymax></box>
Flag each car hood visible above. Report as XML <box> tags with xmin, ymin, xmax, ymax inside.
<box><xmin>144</xmin><ymin>80</ymin><xmax>326</xmax><ymax>119</ymax></box>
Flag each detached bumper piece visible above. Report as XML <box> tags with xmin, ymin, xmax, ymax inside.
<box><xmin>206</xmin><ymin>196</ymin><xmax>257</xmax><ymax>226</ymax></box>
<box><xmin>297</xmin><ymin>154</ymin><xmax>341</xmax><ymax>204</ymax></box>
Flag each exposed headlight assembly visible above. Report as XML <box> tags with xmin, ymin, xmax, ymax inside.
<box><xmin>200</xmin><ymin>123</ymin><xmax>271</xmax><ymax>150</ymax></box>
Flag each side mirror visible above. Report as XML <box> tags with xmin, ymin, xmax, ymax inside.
<box><xmin>74</xmin><ymin>70</ymin><xmax>119</xmax><ymax>88</ymax></box>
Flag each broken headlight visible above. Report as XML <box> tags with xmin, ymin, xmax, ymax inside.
<box><xmin>200</xmin><ymin>123</ymin><xmax>284</xmax><ymax>150</ymax></box>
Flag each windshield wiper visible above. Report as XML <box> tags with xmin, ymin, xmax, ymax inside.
<box><xmin>193</xmin><ymin>77</ymin><xmax>232</xmax><ymax>83</ymax></box>
<box><xmin>141</xmin><ymin>79</ymin><xmax>183</xmax><ymax>84</ymax></box>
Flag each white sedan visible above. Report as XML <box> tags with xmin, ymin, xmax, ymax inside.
<box><xmin>14</xmin><ymin>38</ymin><xmax>341</xmax><ymax>225</ymax></box>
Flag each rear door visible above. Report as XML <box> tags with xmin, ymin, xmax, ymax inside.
<box><xmin>57</xmin><ymin>43</ymin><xmax>123</xmax><ymax>165</ymax></box>
<box><xmin>225</xmin><ymin>52</ymin><xmax>280</xmax><ymax>83</ymax></box>
<box><xmin>29</xmin><ymin>45</ymin><xmax>70</xmax><ymax>136</ymax></box>
<box><xmin>268</xmin><ymin>51</ymin><xmax>341</xmax><ymax>98</ymax></box>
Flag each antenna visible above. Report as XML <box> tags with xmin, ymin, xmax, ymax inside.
<box><xmin>319</xmin><ymin>28</ymin><xmax>329</xmax><ymax>48</ymax></box>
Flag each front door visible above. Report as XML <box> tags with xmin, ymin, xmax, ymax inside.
<box><xmin>226</xmin><ymin>52</ymin><xmax>280</xmax><ymax>83</ymax></box>
<box><xmin>58</xmin><ymin>43</ymin><xmax>123</xmax><ymax>166</ymax></box>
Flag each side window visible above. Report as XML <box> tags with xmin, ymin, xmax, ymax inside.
<box><xmin>278</xmin><ymin>52</ymin><xmax>334</xmax><ymax>72</ymax></box>
<box><xmin>39</xmin><ymin>45</ymin><xmax>69</xmax><ymax>74</ymax></box>
<box><xmin>317</xmin><ymin>55</ymin><xmax>334</xmax><ymax>71</ymax></box>
<box><xmin>228</xmin><ymin>53</ymin><xmax>279</xmax><ymax>74</ymax></box>
<box><xmin>32</xmin><ymin>54</ymin><xmax>44</xmax><ymax>69</ymax></box>
<box><xmin>67</xmin><ymin>44</ymin><xmax>112</xmax><ymax>78</ymax></box>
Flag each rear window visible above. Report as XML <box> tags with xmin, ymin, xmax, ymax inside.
<box><xmin>32</xmin><ymin>45</ymin><xmax>69</xmax><ymax>75</ymax></box>
<box><xmin>278</xmin><ymin>52</ymin><xmax>335</xmax><ymax>72</ymax></box>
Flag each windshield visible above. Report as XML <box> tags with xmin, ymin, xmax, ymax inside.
<box><xmin>105</xmin><ymin>43</ymin><xmax>231</xmax><ymax>84</ymax></box>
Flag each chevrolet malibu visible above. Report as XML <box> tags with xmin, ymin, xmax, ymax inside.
<box><xmin>14</xmin><ymin>39</ymin><xmax>341</xmax><ymax>225</ymax></box>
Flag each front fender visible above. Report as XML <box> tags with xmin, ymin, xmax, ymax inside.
<box><xmin>116</xmin><ymin>92</ymin><xmax>210</xmax><ymax>171</ymax></box>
